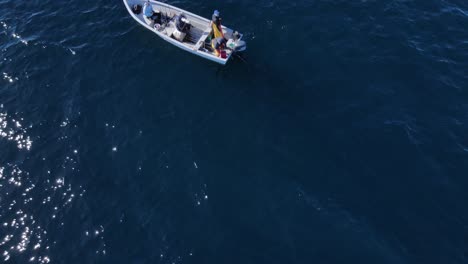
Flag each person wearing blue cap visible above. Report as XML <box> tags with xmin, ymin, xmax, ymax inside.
<box><xmin>210</xmin><ymin>10</ymin><xmax>224</xmax><ymax>39</ymax></box>
<box><xmin>143</xmin><ymin>1</ymin><xmax>161</xmax><ymax>26</ymax></box>
<box><xmin>143</xmin><ymin>1</ymin><xmax>155</xmax><ymax>25</ymax></box>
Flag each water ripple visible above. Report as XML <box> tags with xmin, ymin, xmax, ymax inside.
<box><xmin>0</xmin><ymin>106</ymin><xmax>104</xmax><ymax>262</ymax></box>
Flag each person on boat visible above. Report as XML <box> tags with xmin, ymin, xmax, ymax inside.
<box><xmin>211</xmin><ymin>37</ymin><xmax>227</xmax><ymax>57</ymax></box>
<box><xmin>143</xmin><ymin>2</ymin><xmax>154</xmax><ymax>25</ymax></box>
<box><xmin>210</xmin><ymin>10</ymin><xmax>224</xmax><ymax>39</ymax></box>
<box><xmin>143</xmin><ymin>2</ymin><xmax>161</xmax><ymax>25</ymax></box>
<box><xmin>152</xmin><ymin>9</ymin><xmax>161</xmax><ymax>24</ymax></box>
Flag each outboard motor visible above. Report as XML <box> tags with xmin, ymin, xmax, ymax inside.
<box><xmin>233</xmin><ymin>40</ymin><xmax>247</xmax><ymax>52</ymax></box>
<box><xmin>226</xmin><ymin>31</ymin><xmax>247</xmax><ymax>52</ymax></box>
<box><xmin>172</xmin><ymin>14</ymin><xmax>191</xmax><ymax>41</ymax></box>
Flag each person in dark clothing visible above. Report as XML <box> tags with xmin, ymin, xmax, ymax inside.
<box><xmin>210</xmin><ymin>10</ymin><xmax>224</xmax><ymax>39</ymax></box>
<box><xmin>211</xmin><ymin>37</ymin><xmax>227</xmax><ymax>57</ymax></box>
<box><xmin>151</xmin><ymin>10</ymin><xmax>161</xmax><ymax>24</ymax></box>
<box><xmin>212</xmin><ymin>10</ymin><xmax>221</xmax><ymax>25</ymax></box>
<box><xmin>143</xmin><ymin>1</ymin><xmax>161</xmax><ymax>25</ymax></box>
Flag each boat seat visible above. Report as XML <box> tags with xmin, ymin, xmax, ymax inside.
<box><xmin>193</xmin><ymin>27</ymin><xmax>212</xmax><ymax>50</ymax></box>
<box><xmin>164</xmin><ymin>23</ymin><xmax>176</xmax><ymax>36</ymax></box>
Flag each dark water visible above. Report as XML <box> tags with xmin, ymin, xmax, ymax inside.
<box><xmin>1</xmin><ymin>0</ymin><xmax>468</xmax><ymax>263</ymax></box>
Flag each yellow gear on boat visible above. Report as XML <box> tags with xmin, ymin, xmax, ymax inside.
<box><xmin>212</xmin><ymin>23</ymin><xmax>224</xmax><ymax>38</ymax></box>
<box><xmin>211</xmin><ymin>41</ymin><xmax>220</xmax><ymax>56</ymax></box>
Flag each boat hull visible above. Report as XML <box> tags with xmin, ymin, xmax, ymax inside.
<box><xmin>123</xmin><ymin>0</ymin><xmax>244</xmax><ymax>65</ymax></box>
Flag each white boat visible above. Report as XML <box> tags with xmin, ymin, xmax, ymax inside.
<box><xmin>123</xmin><ymin>0</ymin><xmax>247</xmax><ymax>65</ymax></box>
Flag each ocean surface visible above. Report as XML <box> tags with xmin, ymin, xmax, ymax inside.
<box><xmin>1</xmin><ymin>0</ymin><xmax>468</xmax><ymax>263</ymax></box>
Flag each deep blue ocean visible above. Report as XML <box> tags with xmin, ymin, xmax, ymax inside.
<box><xmin>1</xmin><ymin>0</ymin><xmax>468</xmax><ymax>263</ymax></box>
